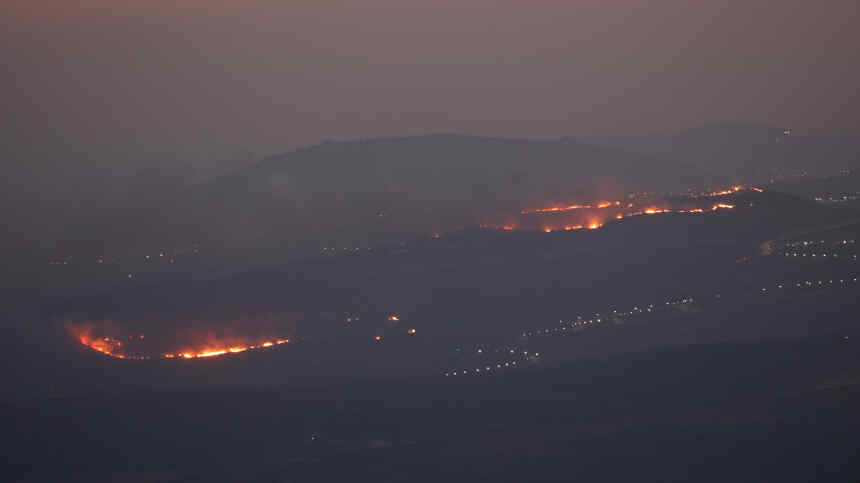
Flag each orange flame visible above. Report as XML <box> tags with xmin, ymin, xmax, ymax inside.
<box><xmin>68</xmin><ymin>322</ymin><xmax>290</xmax><ymax>361</ymax></box>
<box><xmin>489</xmin><ymin>187</ymin><xmax>747</xmax><ymax>234</ymax></box>
<box><xmin>521</xmin><ymin>200</ymin><xmax>621</xmax><ymax>214</ymax></box>
<box><xmin>690</xmin><ymin>185</ymin><xmax>753</xmax><ymax>198</ymax></box>
<box><xmin>160</xmin><ymin>338</ymin><xmax>290</xmax><ymax>360</ymax></box>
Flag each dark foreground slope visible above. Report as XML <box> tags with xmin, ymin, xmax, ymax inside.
<box><xmin>4</xmin><ymin>190</ymin><xmax>855</xmax><ymax>397</ymax></box>
<box><xmin>5</xmin><ymin>333</ymin><xmax>860</xmax><ymax>483</ymax></box>
<box><xmin>4</xmin><ymin>194</ymin><xmax>860</xmax><ymax>482</ymax></box>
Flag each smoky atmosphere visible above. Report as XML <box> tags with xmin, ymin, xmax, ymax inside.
<box><xmin>3</xmin><ymin>2</ymin><xmax>860</xmax><ymax>482</ymax></box>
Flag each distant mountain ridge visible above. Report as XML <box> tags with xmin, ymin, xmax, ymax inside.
<box><xmin>583</xmin><ymin>123</ymin><xmax>860</xmax><ymax>184</ymax></box>
<box><xmin>195</xmin><ymin>128</ymin><xmax>860</xmax><ymax>256</ymax></box>
<box><xmin>193</xmin><ymin>134</ymin><xmax>708</xmax><ymax>253</ymax></box>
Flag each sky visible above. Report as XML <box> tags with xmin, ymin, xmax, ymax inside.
<box><xmin>2</xmin><ymin>0</ymin><xmax>859</xmax><ymax>240</ymax></box>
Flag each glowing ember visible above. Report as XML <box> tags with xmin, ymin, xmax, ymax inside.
<box><xmin>521</xmin><ymin>200</ymin><xmax>621</xmax><ymax>215</ymax></box>
<box><xmin>521</xmin><ymin>203</ymin><xmax>590</xmax><ymax>214</ymax></box>
<box><xmin>486</xmin><ymin>186</ymin><xmax>747</xmax><ymax>233</ymax></box>
<box><xmin>689</xmin><ymin>185</ymin><xmax>757</xmax><ymax>198</ymax></box>
<box><xmin>156</xmin><ymin>337</ymin><xmax>290</xmax><ymax>360</ymax></box>
<box><xmin>156</xmin><ymin>337</ymin><xmax>291</xmax><ymax>360</ymax></box>
<box><xmin>68</xmin><ymin>323</ymin><xmax>290</xmax><ymax>361</ymax></box>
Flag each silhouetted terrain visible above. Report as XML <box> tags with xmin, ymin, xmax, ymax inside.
<box><xmin>771</xmin><ymin>168</ymin><xmax>860</xmax><ymax>207</ymax></box>
<box><xmin>5</xmin><ymin>335</ymin><xmax>860</xmax><ymax>482</ymax></box>
<box><xmin>193</xmin><ymin>134</ymin><xmax>711</xmax><ymax>256</ymax></box>
<box><xmin>3</xmin><ymin>189</ymin><xmax>857</xmax><ymax>395</ymax></box>
<box><xmin>7</xmin><ymin>2</ymin><xmax>860</xmax><ymax>480</ymax></box>
<box><xmin>5</xmin><ymin>133</ymin><xmax>860</xmax><ymax>483</ymax></box>
<box><xmin>586</xmin><ymin>123</ymin><xmax>860</xmax><ymax>184</ymax></box>
<box><xmin>8</xmin><ymin>128</ymin><xmax>860</xmax><ymax>268</ymax></box>
<box><xmin>5</xmin><ymin>182</ymin><xmax>860</xmax><ymax>482</ymax></box>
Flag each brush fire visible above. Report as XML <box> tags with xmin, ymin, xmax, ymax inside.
<box><xmin>487</xmin><ymin>186</ymin><xmax>754</xmax><ymax>233</ymax></box>
<box><xmin>68</xmin><ymin>322</ymin><xmax>290</xmax><ymax>360</ymax></box>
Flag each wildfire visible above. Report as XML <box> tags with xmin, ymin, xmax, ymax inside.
<box><xmin>689</xmin><ymin>185</ymin><xmax>760</xmax><ymax>198</ymax></box>
<box><xmin>521</xmin><ymin>186</ymin><xmax>757</xmax><ymax>219</ymax></box>
<box><xmin>521</xmin><ymin>200</ymin><xmax>620</xmax><ymax>215</ymax></box>
<box><xmin>68</xmin><ymin>322</ymin><xmax>290</xmax><ymax>361</ymax></box>
<box><xmin>161</xmin><ymin>339</ymin><xmax>288</xmax><ymax>360</ymax></box>
<box><xmin>706</xmin><ymin>187</ymin><xmax>742</xmax><ymax>197</ymax></box>
<box><xmin>75</xmin><ymin>332</ymin><xmax>150</xmax><ymax>360</ymax></box>
<box><xmin>522</xmin><ymin>204</ymin><xmax>590</xmax><ymax>214</ymax></box>
<box><xmin>489</xmin><ymin>196</ymin><xmax>740</xmax><ymax>233</ymax></box>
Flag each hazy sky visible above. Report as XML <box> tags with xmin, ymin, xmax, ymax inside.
<box><xmin>3</xmin><ymin>0</ymin><xmax>859</xmax><ymax>200</ymax></box>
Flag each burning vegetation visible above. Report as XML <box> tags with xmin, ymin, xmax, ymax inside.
<box><xmin>67</xmin><ymin>321</ymin><xmax>290</xmax><ymax>361</ymax></box>
<box><xmin>485</xmin><ymin>186</ymin><xmax>752</xmax><ymax>233</ymax></box>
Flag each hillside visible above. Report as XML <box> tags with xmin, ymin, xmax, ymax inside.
<box><xmin>192</xmin><ymin>134</ymin><xmax>707</xmax><ymax>254</ymax></box>
<box><xmin>26</xmin><ymin>189</ymin><xmax>857</xmax><ymax>395</ymax></box>
<box><xmin>584</xmin><ymin>123</ymin><xmax>860</xmax><ymax>184</ymax></box>
<box><xmin>771</xmin><ymin>168</ymin><xmax>860</xmax><ymax>203</ymax></box>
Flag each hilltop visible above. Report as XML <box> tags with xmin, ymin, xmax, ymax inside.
<box><xmin>192</xmin><ymin>134</ymin><xmax>706</xmax><ymax>255</ymax></box>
